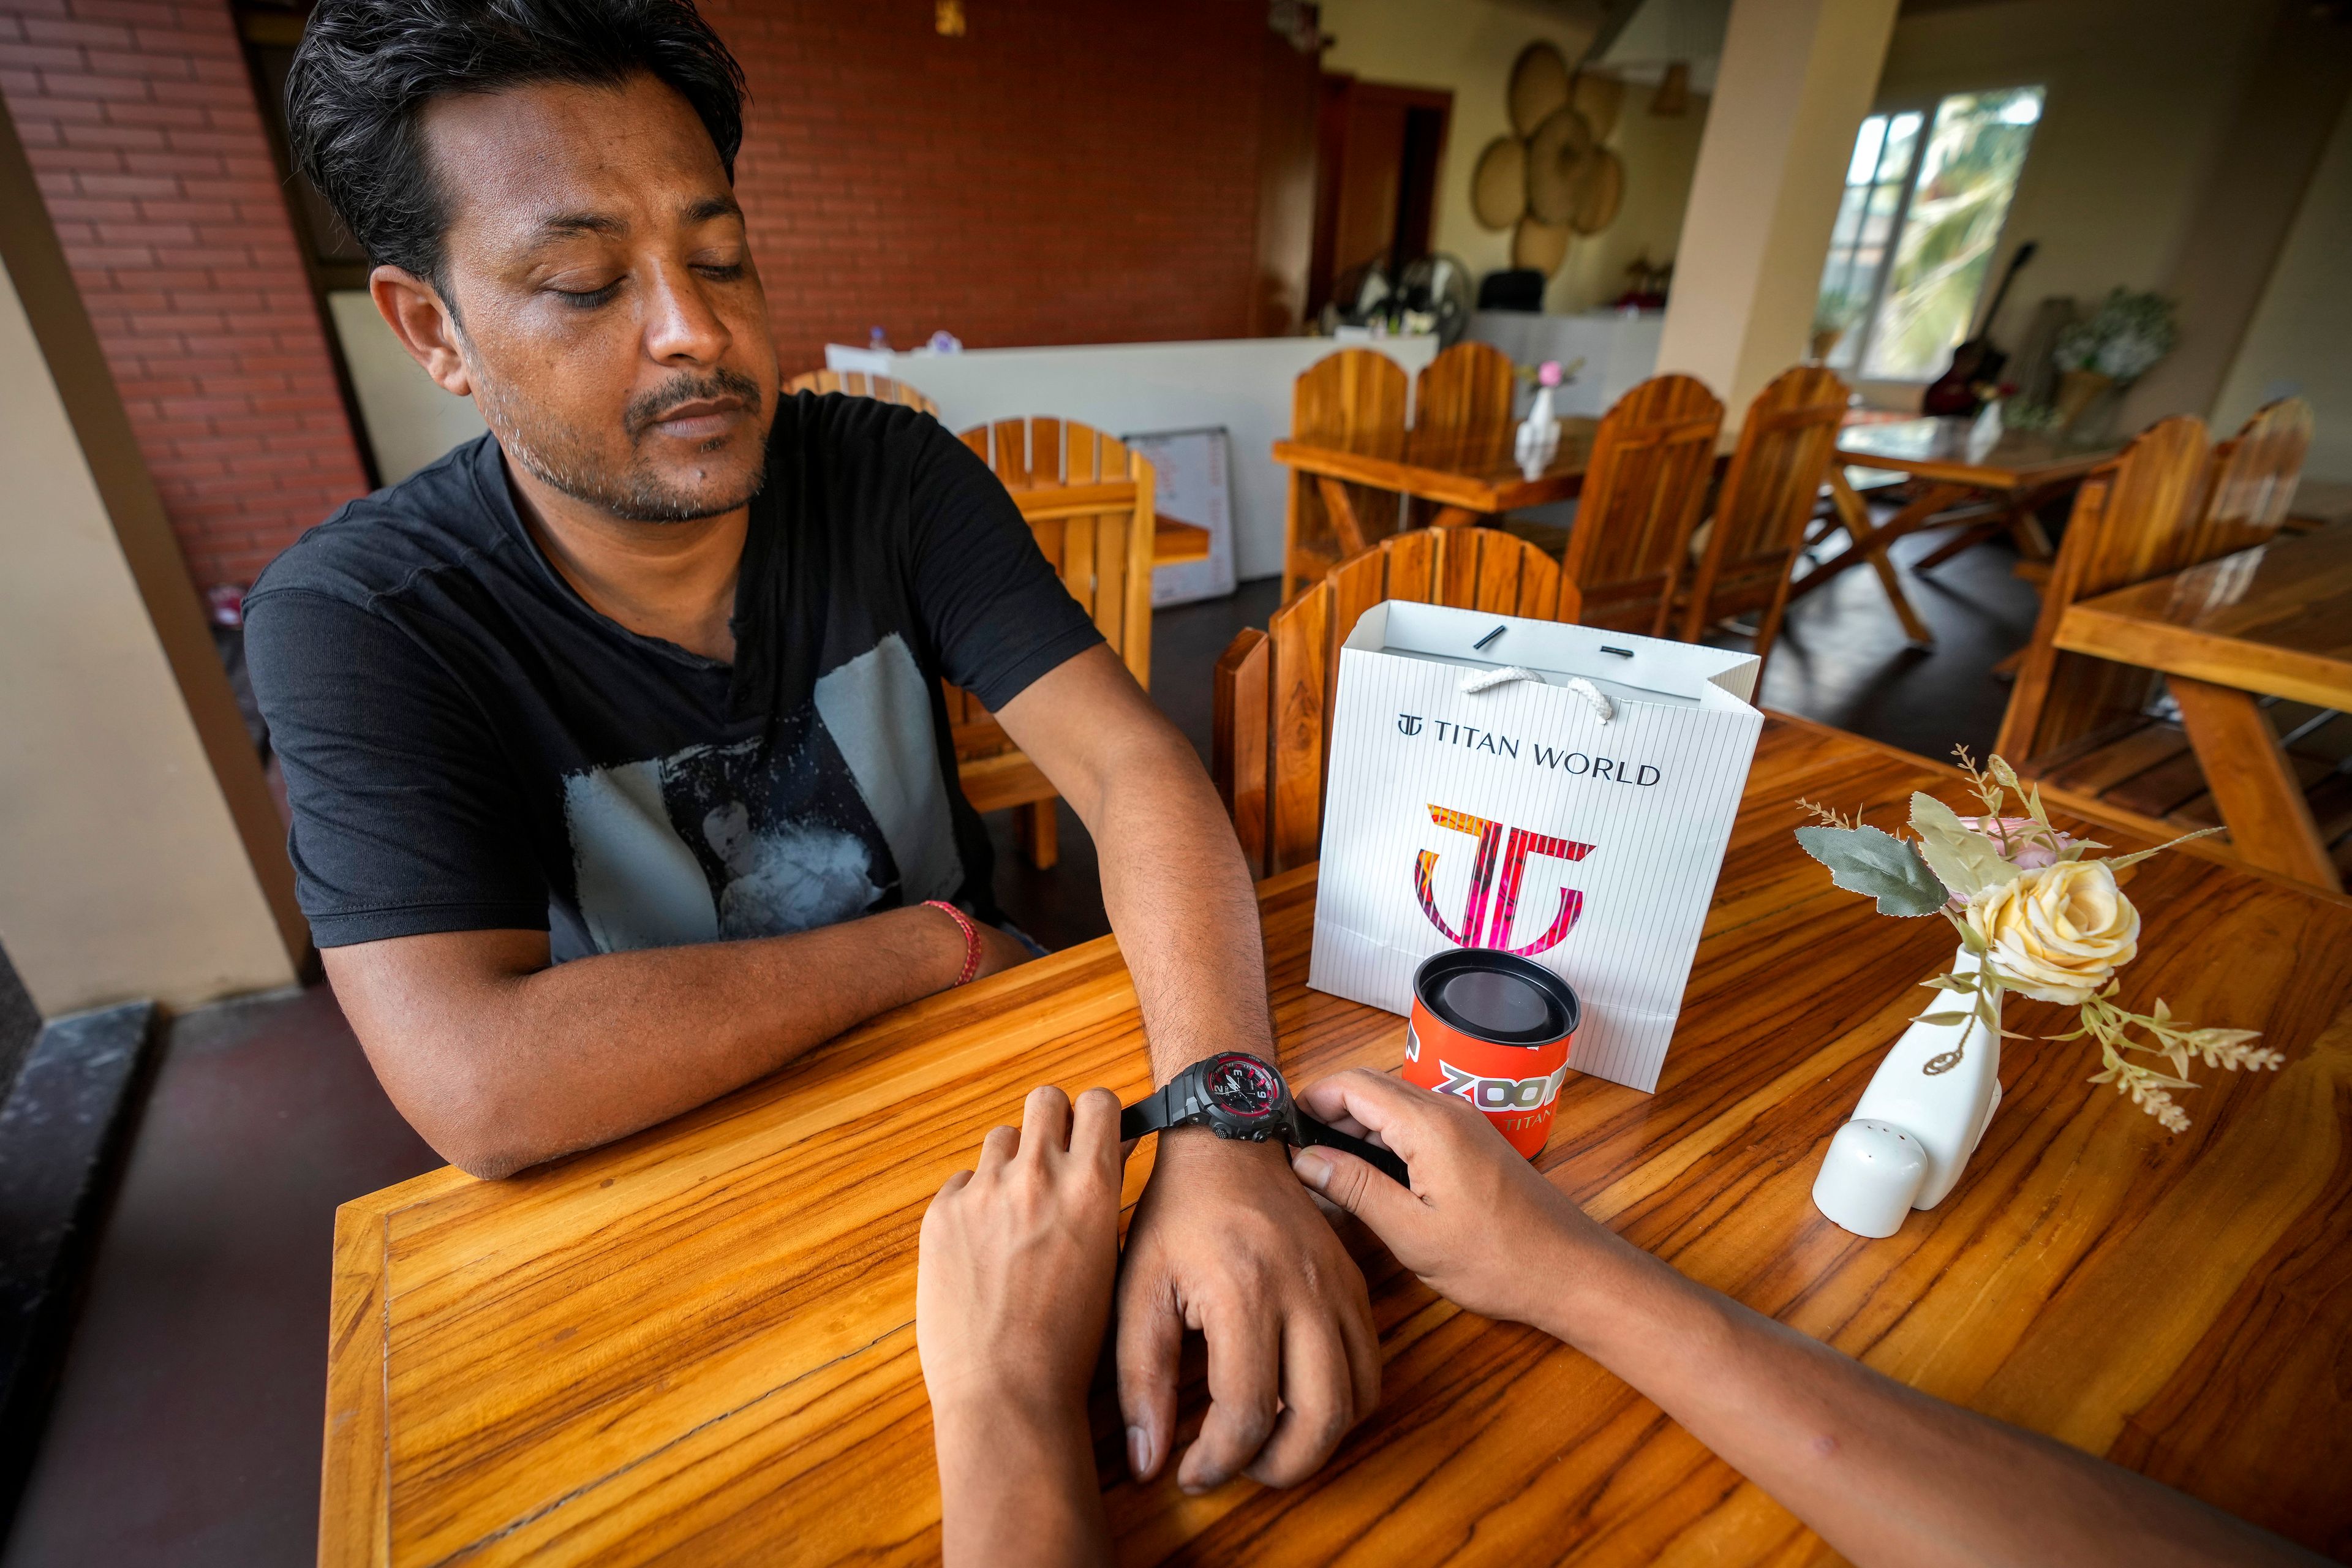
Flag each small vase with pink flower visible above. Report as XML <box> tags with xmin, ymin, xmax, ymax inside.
<box><xmin>1795</xmin><ymin>750</ymin><xmax>2282</xmax><ymax>1237</ymax></box>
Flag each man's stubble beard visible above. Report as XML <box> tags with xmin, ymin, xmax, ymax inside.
<box><xmin>471</xmin><ymin>356</ymin><xmax>771</xmax><ymax>524</ymax></box>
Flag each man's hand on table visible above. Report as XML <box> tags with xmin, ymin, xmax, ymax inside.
<box><xmin>1115</xmin><ymin>1126</ymin><xmax>1380</xmax><ymax>1493</ymax></box>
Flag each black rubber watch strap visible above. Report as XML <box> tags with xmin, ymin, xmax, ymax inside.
<box><xmin>1296</xmin><ymin>1115</ymin><xmax>1409</xmax><ymax>1185</ymax></box>
<box><xmin>1119</xmin><ymin>1081</ymin><xmax>1176</xmax><ymax>1141</ymax></box>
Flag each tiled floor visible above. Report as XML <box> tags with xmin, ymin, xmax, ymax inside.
<box><xmin>2</xmin><ymin>519</ymin><xmax>2041</xmax><ymax>1567</ymax></box>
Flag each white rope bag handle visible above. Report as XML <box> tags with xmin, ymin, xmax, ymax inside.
<box><xmin>1456</xmin><ymin>665</ymin><xmax>1614</xmax><ymax>724</ymax></box>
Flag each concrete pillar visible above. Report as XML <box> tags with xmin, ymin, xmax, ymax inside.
<box><xmin>0</xmin><ymin>99</ymin><xmax>307</xmax><ymax>1015</ymax></box>
<box><xmin>1655</xmin><ymin>0</ymin><xmax>1901</xmax><ymax>423</ymax></box>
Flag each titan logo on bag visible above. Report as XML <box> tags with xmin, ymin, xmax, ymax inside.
<box><xmin>1412</xmin><ymin>804</ymin><xmax>1594</xmax><ymax>956</ymax></box>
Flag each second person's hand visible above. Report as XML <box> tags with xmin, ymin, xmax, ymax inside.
<box><xmin>1286</xmin><ymin>1069</ymin><xmax>1642</xmax><ymax>1335</ymax></box>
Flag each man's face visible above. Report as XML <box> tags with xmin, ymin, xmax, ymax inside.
<box><xmin>412</xmin><ymin>74</ymin><xmax>779</xmax><ymax>522</ymax></box>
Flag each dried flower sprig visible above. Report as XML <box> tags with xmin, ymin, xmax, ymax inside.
<box><xmin>1792</xmin><ymin>747</ymin><xmax>2277</xmax><ymax>1131</ymax></box>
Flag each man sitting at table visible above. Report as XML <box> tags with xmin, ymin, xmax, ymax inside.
<box><xmin>246</xmin><ymin>0</ymin><xmax>1374</xmax><ymax>1498</ymax></box>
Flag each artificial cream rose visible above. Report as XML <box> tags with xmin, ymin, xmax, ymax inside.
<box><xmin>1964</xmin><ymin>859</ymin><xmax>2140</xmax><ymax>1005</ymax></box>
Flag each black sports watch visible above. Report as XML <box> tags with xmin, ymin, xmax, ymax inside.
<box><xmin>1120</xmin><ymin>1051</ymin><xmax>1408</xmax><ymax>1185</ymax></box>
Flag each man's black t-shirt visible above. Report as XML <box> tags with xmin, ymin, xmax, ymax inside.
<box><xmin>244</xmin><ymin>393</ymin><xmax>1101</xmax><ymax>960</ymax></box>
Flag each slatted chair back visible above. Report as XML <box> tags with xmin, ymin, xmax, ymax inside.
<box><xmin>943</xmin><ymin>417</ymin><xmax>1156</xmax><ymax>869</ymax></box>
<box><xmin>2192</xmin><ymin>396</ymin><xmax>2312</xmax><ymax>560</ymax></box>
<box><xmin>1678</xmin><ymin>365</ymin><xmax>1848</xmax><ymax>666</ymax></box>
<box><xmin>1995</xmin><ymin>416</ymin><xmax>2215</xmax><ymax>764</ymax></box>
<box><xmin>1404</xmin><ymin>341</ymin><xmax>1519</xmax><ymax>531</ymax></box>
<box><xmin>1559</xmin><ymin>374</ymin><xmax>1725</xmax><ymax>634</ymax></box>
<box><xmin>958</xmin><ymin>417</ymin><xmax>1156</xmax><ymax>687</ymax></box>
<box><xmin>782</xmin><ymin>369</ymin><xmax>940</xmax><ymax>416</ymax></box>
<box><xmin>1408</xmin><ymin>341</ymin><xmax>1517</xmax><ymax>453</ymax></box>
<box><xmin>1215</xmin><ymin>527</ymin><xmax>1559</xmax><ymax>877</ymax></box>
<box><xmin>1281</xmin><ymin>349</ymin><xmax>1411</xmax><ymax>600</ymax></box>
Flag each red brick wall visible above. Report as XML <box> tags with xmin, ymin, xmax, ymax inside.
<box><xmin>711</xmin><ymin>0</ymin><xmax>1272</xmax><ymax>374</ymax></box>
<box><xmin>2</xmin><ymin>0</ymin><xmax>1287</xmax><ymax>586</ymax></box>
<box><xmin>0</xmin><ymin>0</ymin><xmax>369</xmax><ymax>590</ymax></box>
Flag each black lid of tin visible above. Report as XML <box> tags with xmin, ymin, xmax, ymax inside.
<box><xmin>1413</xmin><ymin>948</ymin><xmax>1580</xmax><ymax>1047</ymax></box>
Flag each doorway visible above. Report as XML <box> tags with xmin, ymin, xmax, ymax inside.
<box><xmin>1308</xmin><ymin>75</ymin><xmax>1453</xmax><ymax>318</ymax></box>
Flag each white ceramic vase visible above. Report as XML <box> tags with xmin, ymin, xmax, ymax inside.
<box><xmin>1812</xmin><ymin>943</ymin><xmax>2003</xmax><ymax>1238</ymax></box>
<box><xmin>1514</xmin><ymin>385</ymin><xmax>1560</xmax><ymax>481</ymax></box>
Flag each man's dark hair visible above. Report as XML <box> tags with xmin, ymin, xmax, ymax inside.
<box><xmin>287</xmin><ymin>0</ymin><xmax>747</xmax><ymax>290</ymax></box>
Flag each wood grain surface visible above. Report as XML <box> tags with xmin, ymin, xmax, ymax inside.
<box><xmin>1680</xmin><ymin>365</ymin><xmax>1847</xmax><ymax>664</ymax></box>
<box><xmin>1273</xmin><ymin>423</ymin><xmax>1600</xmax><ymax>516</ymax></box>
<box><xmin>1833</xmin><ymin>415</ymin><xmax>2120</xmax><ymax>491</ymax></box>
<box><xmin>1280</xmin><ymin>350</ymin><xmax>1411</xmax><ymax>598</ymax></box>
<box><xmin>320</xmin><ymin>717</ymin><xmax>2352</xmax><ymax>1567</ymax></box>
<box><xmin>2054</xmin><ymin>524</ymin><xmax>2352</xmax><ymax>712</ymax></box>
<box><xmin>1215</xmin><ymin>527</ymin><xmax>1560</xmax><ymax>879</ymax></box>
<box><xmin>1556</xmin><ymin>373</ymin><xmax>1724</xmax><ymax>635</ymax></box>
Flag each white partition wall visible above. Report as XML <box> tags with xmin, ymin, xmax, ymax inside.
<box><xmin>1466</xmin><ymin>311</ymin><xmax>1665</xmax><ymax>419</ymax></box>
<box><xmin>837</xmin><ymin>336</ymin><xmax>1439</xmax><ymax>582</ymax></box>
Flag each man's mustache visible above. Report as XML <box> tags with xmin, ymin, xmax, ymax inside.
<box><xmin>624</xmin><ymin>369</ymin><xmax>765</xmax><ymax>441</ymax></box>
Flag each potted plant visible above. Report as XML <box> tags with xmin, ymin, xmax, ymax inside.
<box><xmin>2051</xmin><ymin>288</ymin><xmax>2177</xmax><ymax>431</ymax></box>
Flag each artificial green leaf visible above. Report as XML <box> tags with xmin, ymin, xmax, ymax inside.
<box><xmin>2106</xmin><ymin>825</ymin><xmax>2224</xmax><ymax>870</ymax></box>
<box><xmin>1909</xmin><ymin>792</ymin><xmax>2021</xmax><ymax>902</ymax></box>
<box><xmin>1915</xmin><ymin>1010</ymin><xmax>1972</xmax><ymax>1027</ymax></box>
<box><xmin>1793</xmin><ymin>824</ymin><xmax>1948</xmax><ymax>917</ymax></box>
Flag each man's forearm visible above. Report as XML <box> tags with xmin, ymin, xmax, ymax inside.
<box><xmin>992</xmin><ymin>644</ymin><xmax>1271</xmax><ymax>1085</ymax></box>
<box><xmin>1542</xmin><ymin>1238</ymin><xmax>2318</xmax><ymax>1568</ymax></box>
<box><xmin>1079</xmin><ymin>725</ymin><xmax>1272</xmax><ymax>1083</ymax></box>
<box><xmin>326</xmin><ymin>903</ymin><xmax>974</xmax><ymax>1178</ymax></box>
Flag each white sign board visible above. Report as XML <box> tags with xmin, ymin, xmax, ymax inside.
<box><xmin>1123</xmin><ymin>427</ymin><xmax>1237</xmax><ymax>607</ymax></box>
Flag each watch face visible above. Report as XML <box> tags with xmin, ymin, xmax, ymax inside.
<box><xmin>1202</xmin><ymin>1053</ymin><xmax>1281</xmax><ymax>1118</ymax></box>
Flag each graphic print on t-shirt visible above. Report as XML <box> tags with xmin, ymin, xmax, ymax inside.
<box><xmin>561</xmin><ymin>635</ymin><xmax>964</xmax><ymax>953</ymax></box>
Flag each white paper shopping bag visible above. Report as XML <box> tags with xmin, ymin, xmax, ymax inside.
<box><xmin>1308</xmin><ymin>601</ymin><xmax>1763</xmax><ymax>1091</ymax></box>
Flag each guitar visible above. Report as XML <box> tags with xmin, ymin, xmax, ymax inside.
<box><xmin>1921</xmin><ymin>240</ymin><xmax>2037</xmax><ymax>417</ymax></box>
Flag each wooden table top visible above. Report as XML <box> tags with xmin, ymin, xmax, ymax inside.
<box><xmin>2056</xmin><ymin>525</ymin><xmax>2352</xmax><ymax>710</ymax></box>
<box><xmin>1272</xmin><ymin>421</ymin><xmax>1604</xmax><ymax>513</ymax></box>
<box><xmin>321</xmin><ymin>716</ymin><xmax>2352</xmax><ymax>1567</ymax></box>
<box><xmin>1835</xmin><ymin>415</ymin><xmax>2120</xmax><ymax>490</ymax></box>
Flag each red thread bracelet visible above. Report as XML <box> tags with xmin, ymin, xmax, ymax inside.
<box><xmin>923</xmin><ymin>899</ymin><xmax>983</xmax><ymax>986</ymax></box>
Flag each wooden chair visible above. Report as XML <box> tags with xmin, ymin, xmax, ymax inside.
<box><xmin>1675</xmin><ymin>366</ymin><xmax>1849</xmax><ymax>669</ymax></box>
<box><xmin>1404</xmin><ymin>341</ymin><xmax>1518</xmax><ymax>531</ymax></box>
<box><xmin>1558</xmin><ymin>374</ymin><xmax>1725</xmax><ymax>634</ymax></box>
<box><xmin>1281</xmin><ymin>349</ymin><xmax>1409</xmax><ymax>601</ymax></box>
<box><xmin>950</xmin><ymin>417</ymin><xmax>1156</xmax><ymax>869</ymax></box>
<box><xmin>2191</xmin><ymin>397</ymin><xmax>2312</xmax><ymax>560</ymax></box>
<box><xmin>1997</xmin><ymin>417</ymin><xmax>2214</xmax><ymax>773</ymax></box>
<box><xmin>1215</xmin><ymin>527</ymin><xmax>1559</xmax><ymax>877</ymax></box>
<box><xmin>782</xmin><ymin>369</ymin><xmax>940</xmax><ymax>416</ymax></box>
<box><xmin>1410</xmin><ymin>341</ymin><xmax>1518</xmax><ymax>443</ymax></box>
<box><xmin>1993</xmin><ymin>411</ymin><xmax>2340</xmax><ymax>881</ymax></box>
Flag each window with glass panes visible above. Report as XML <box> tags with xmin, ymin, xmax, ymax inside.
<box><xmin>1817</xmin><ymin>87</ymin><xmax>2044</xmax><ymax>382</ymax></box>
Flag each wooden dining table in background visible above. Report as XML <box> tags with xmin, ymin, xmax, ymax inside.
<box><xmin>320</xmin><ymin>717</ymin><xmax>2352</xmax><ymax>1567</ymax></box>
<box><xmin>1272</xmin><ymin>418</ymin><xmax>1603</xmax><ymax>541</ymax></box>
<box><xmin>2054</xmin><ymin>524</ymin><xmax>2352</xmax><ymax>892</ymax></box>
<box><xmin>1800</xmin><ymin>416</ymin><xmax>2122</xmax><ymax>644</ymax></box>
